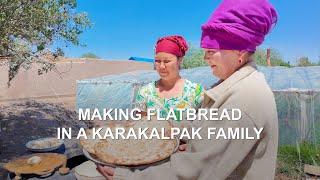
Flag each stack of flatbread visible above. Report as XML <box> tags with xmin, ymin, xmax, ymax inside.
<box><xmin>80</xmin><ymin>117</ymin><xmax>177</xmax><ymax>166</ymax></box>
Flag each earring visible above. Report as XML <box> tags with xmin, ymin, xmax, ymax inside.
<box><xmin>238</xmin><ymin>58</ymin><xmax>243</xmax><ymax>64</ymax></box>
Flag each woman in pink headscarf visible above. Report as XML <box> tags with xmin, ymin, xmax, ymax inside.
<box><xmin>97</xmin><ymin>0</ymin><xmax>279</xmax><ymax>179</ymax></box>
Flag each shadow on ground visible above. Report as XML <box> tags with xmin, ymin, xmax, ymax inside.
<box><xmin>0</xmin><ymin>101</ymin><xmax>92</xmax><ymax>179</ymax></box>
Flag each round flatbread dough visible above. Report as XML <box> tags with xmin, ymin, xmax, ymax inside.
<box><xmin>80</xmin><ymin>128</ymin><xmax>100</xmax><ymax>154</ymax></box>
<box><xmin>80</xmin><ymin>123</ymin><xmax>116</xmax><ymax>154</ymax></box>
<box><xmin>94</xmin><ymin>119</ymin><xmax>176</xmax><ymax>166</ymax></box>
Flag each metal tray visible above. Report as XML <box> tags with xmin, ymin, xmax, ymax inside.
<box><xmin>26</xmin><ymin>137</ymin><xmax>64</xmax><ymax>152</ymax></box>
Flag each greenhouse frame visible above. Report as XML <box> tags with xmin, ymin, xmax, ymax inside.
<box><xmin>76</xmin><ymin>66</ymin><xmax>320</xmax><ymax>145</ymax></box>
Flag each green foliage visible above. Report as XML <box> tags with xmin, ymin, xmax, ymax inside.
<box><xmin>0</xmin><ymin>0</ymin><xmax>91</xmax><ymax>86</ymax></box>
<box><xmin>182</xmin><ymin>47</ymin><xmax>293</xmax><ymax>68</ymax></box>
<box><xmin>253</xmin><ymin>48</ymin><xmax>267</xmax><ymax>66</ymax></box>
<box><xmin>277</xmin><ymin>142</ymin><xmax>320</xmax><ymax>178</ymax></box>
<box><xmin>81</xmin><ymin>52</ymin><xmax>100</xmax><ymax>59</ymax></box>
<box><xmin>55</xmin><ymin>48</ymin><xmax>65</xmax><ymax>57</ymax></box>
<box><xmin>182</xmin><ymin>47</ymin><xmax>207</xmax><ymax>69</ymax></box>
<box><xmin>253</xmin><ymin>48</ymin><xmax>291</xmax><ymax>67</ymax></box>
<box><xmin>296</xmin><ymin>56</ymin><xmax>317</xmax><ymax>67</ymax></box>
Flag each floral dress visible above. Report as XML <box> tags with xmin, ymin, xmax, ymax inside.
<box><xmin>134</xmin><ymin>79</ymin><xmax>204</xmax><ymax>120</ymax></box>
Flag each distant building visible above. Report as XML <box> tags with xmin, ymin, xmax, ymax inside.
<box><xmin>129</xmin><ymin>57</ymin><xmax>154</xmax><ymax>63</ymax></box>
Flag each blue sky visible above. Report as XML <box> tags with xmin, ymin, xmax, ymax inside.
<box><xmin>63</xmin><ymin>0</ymin><xmax>320</xmax><ymax>64</ymax></box>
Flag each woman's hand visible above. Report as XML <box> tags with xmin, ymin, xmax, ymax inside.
<box><xmin>96</xmin><ymin>164</ymin><xmax>115</xmax><ymax>180</ymax></box>
<box><xmin>178</xmin><ymin>140</ymin><xmax>188</xmax><ymax>152</ymax></box>
<box><xmin>178</xmin><ymin>143</ymin><xmax>187</xmax><ymax>151</ymax></box>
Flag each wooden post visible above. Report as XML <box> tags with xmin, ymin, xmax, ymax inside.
<box><xmin>266</xmin><ymin>48</ymin><xmax>271</xmax><ymax>66</ymax></box>
<box><xmin>299</xmin><ymin>94</ymin><xmax>308</xmax><ymax>141</ymax></box>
